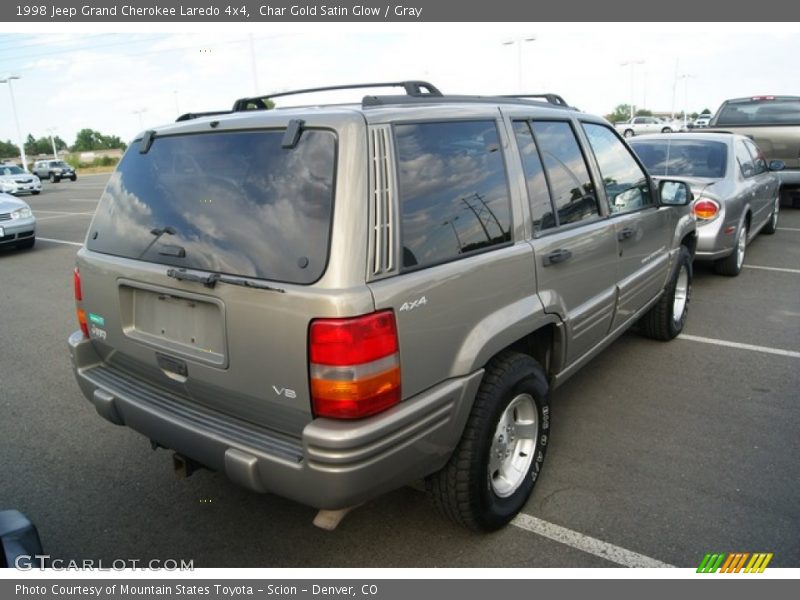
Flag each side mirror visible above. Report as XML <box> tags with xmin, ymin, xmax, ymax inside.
<box><xmin>769</xmin><ymin>159</ymin><xmax>785</xmax><ymax>172</ymax></box>
<box><xmin>659</xmin><ymin>180</ymin><xmax>693</xmax><ymax>206</ymax></box>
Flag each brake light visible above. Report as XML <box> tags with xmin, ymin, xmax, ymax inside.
<box><xmin>692</xmin><ymin>198</ymin><xmax>720</xmax><ymax>220</ymax></box>
<box><xmin>74</xmin><ymin>267</ymin><xmax>89</xmax><ymax>338</ymax></box>
<box><xmin>309</xmin><ymin>310</ymin><xmax>401</xmax><ymax>419</ymax></box>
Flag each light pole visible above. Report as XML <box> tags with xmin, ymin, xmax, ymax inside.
<box><xmin>503</xmin><ymin>36</ymin><xmax>537</xmax><ymax>93</ymax></box>
<box><xmin>620</xmin><ymin>60</ymin><xmax>644</xmax><ymax>120</ymax></box>
<box><xmin>46</xmin><ymin>127</ymin><xmax>59</xmax><ymax>159</ymax></box>
<box><xmin>0</xmin><ymin>74</ymin><xmax>27</xmax><ymax>170</ymax></box>
<box><xmin>678</xmin><ymin>74</ymin><xmax>694</xmax><ymax>129</ymax></box>
<box><xmin>132</xmin><ymin>108</ymin><xmax>148</xmax><ymax>130</ymax></box>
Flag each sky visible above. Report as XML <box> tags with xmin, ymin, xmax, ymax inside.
<box><xmin>1</xmin><ymin>22</ymin><xmax>799</xmax><ymax>151</ymax></box>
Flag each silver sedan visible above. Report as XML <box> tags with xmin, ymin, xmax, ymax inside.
<box><xmin>0</xmin><ymin>192</ymin><xmax>36</xmax><ymax>250</ymax></box>
<box><xmin>630</xmin><ymin>132</ymin><xmax>783</xmax><ymax>276</ymax></box>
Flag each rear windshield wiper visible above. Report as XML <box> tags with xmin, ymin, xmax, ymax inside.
<box><xmin>166</xmin><ymin>268</ymin><xmax>285</xmax><ymax>293</ymax></box>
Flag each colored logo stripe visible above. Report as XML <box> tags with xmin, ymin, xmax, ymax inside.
<box><xmin>697</xmin><ymin>552</ymin><xmax>773</xmax><ymax>573</ymax></box>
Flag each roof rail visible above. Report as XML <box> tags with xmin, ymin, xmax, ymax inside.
<box><xmin>362</xmin><ymin>93</ymin><xmax>574</xmax><ymax>110</ymax></box>
<box><xmin>500</xmin><ymin>93</ymin><xmax>570</xmax><ymax>107</ymax></box>
<box><xmin>176</xmin><ymin>110</ymin><xmax>233</xmax><ymax>122</ymax></box>
<box><xmin>232</xmin><ymin>80</ymin><xmax>442</xmax><ymax>112</ymax></box>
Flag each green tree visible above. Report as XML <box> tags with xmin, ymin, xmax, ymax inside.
<box><xmin>635</xmin><ymin>109</ymin><xmax>653</xmax><ymax>117</ymax></box>
<box><xmin>0</xmin><ymin>139</ymin><xmax>20</xmax><ymax>159</ymax></box>
<box><xmin>605</xmin><ymin>104</ymin><xmax>634</xmax><ymax>123</ymax></box>
<box><xmin>71</xmin><ymin>128</ymin><xmax>127</xmax><ymax>151</ymax></box>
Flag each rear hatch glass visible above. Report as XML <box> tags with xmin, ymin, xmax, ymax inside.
<box><xmin>631</xmin><ymin>139</ymin><xmax>728</xmax><ymax>178</ymax></box>
<box><xmin>716</xmin><ymin>98</ymin><xmax>800</xmax><ymax>125</ymax></box>
<box><xmin>87</xmin><ymin>129</ymin><xmax>336</xmax><ymax>284</ymax></box>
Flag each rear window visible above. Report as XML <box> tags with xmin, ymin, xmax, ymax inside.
<box><xmin>87</xmin><ymin>129</ymin><xmax>336</xmax><ymax>284</ymax></box>
<box><xmin>630</xmin><ymin>139</ymin><xmax>728</xmax><ymax>179</ymax></box>
<box><xmin>715</xmin><ymin>98</ymin><xmax>800</xmax><ymax>125</ymax></box>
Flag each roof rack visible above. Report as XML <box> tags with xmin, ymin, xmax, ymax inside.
<box><xmin>232</xmin><ymin>80</ymin><xmax>442</xmax><ymax>112</ymax></box>
<box><xmin>174</xmin><ymin>81</ymin><xmax>573</xmax><ymax>122</ymax></box>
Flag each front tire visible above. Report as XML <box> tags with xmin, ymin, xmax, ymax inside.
<box><xmin>714</xmin><ymin>223</ymin><xmax>747</xmax><ymax>276</ymax></box>
<box><xmin>70</xmin><ymin>174</ymin><xmax>77</xmax><ymax>182</ymax></box>
<box><xmin>661</xmin><ymin>127</ymin><xmax>672</xmax><ymax>133</ymax></box>
<box><xmin>426</xmin><ymin>351</ymin><xmax>550</xmax><ymax>532</ymax></box>
<box><xmin>641</xmin><ymin>245</ymin><xmax>692</xmax><ymax>340</ymax></box>
<box><xmin>17</xmin><ymin>237</ymin><xmax>35</xmax><ymax>250</ymax></box>
<box><xmin>623</xmin><ymin>129</ymin><xmax>634</xmax><ymax>138</ymax></box>
<box><xmin>31</xmin><ymin>190</ymin><xmax>40</xmax><ymax>195</ymax></box>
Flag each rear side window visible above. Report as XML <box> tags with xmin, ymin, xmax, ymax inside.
<box><xmin>734</xmin><ymin>140</ymin><xmax>756</xmax><ymax>178</ymax></box>
<box><xmin>395</xmin><ymin>121</ymin><xmax>512</xmax><ymax>269</ymax></box>
<box><xmin>530</xmin><ymin>120</ymin><xmax>599</xmax><ymax>226</ymax></box>
<box><xmin>87</xmin><ymin>129</ymin><xmax>336</xmax><ymax>284</ymax></box>
<box><xmin>743</xmin><ymin>139</ymin><xmax>768</xmax><ymax>175</ymax></box>
<box><xmin>512</xmin><ymin>120</ymin><xmax>555</xmax><ymax>231</ymax></box>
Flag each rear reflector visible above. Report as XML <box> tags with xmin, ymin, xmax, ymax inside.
<box><xmin>73</xmin><ymin>267</ymin><xmax>82</xmax><ymax>301</ymax></box>
<box><xmin>693</xmin><ymin>198</ymin><xmax>720</xmax><ymax>220</ymax></box>
<box><xmin>77</xmin><ymin>308</ymin><xmax>90</xmax><ymax>339</ymax></box>
<box><xmin>309</xmin><ymin>310</ymin><xmax>400</xmax><ymax>419</ymax></box>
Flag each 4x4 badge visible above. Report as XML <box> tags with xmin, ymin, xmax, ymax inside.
<box><xmin>399</xmin><ymin>296</ymin><xmax>427</xmax><ymax>312</ymax></box>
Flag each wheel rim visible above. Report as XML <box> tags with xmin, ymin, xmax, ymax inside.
<box><xmin>624</xmin><ymin>130</ymin><xmax>633</xmax><ymax>138</ymax></box>
<box><xmin>488</xmin><ymin>393</ymin><xmax>538</xmax><ymax>498</ymax></box>
<box><xmin>735</xmin><ymin>227</ymin><xmax>746</xmax><ymax>269</ymax></box>
<box><xmin>672</xmin><ymin>264</ymin><xmax>689</xmax><ymax>326</ymax></box>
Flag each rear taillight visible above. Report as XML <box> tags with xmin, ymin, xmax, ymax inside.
<box><xmin>692</xmin><ymin>198</ymin><xmax>720</xmax><ymax>220</ymax></box>
<box><xmin>309</xmin><ymin>310</ymin><xmax>400</xmax><ymax>419</ymax></box>
<box><xmin>74</xmin><ymin>267</ymin><xmax>89</xmax><ymax>338</ymax></box>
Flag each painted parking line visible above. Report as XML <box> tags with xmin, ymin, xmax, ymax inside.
<box><xmin>36</xmin><ymin>213</ymin><xmax>95</xmax><ymax>221</ymax></box>
<box><xmin>679</xmin><ymin>334</ymin><xmax>800</xmax><ymax>359</ymax></box>
<box><xmin>37</xmin><ymin>237</ymin><xmax>83</xmax><ymax>247</ymax></box>
<box><xmin>742</xmin><ymin>265</ymin><xmax>800</xmax><ymax>275</ymax></box>
<box><xmin>512</xmin><ymin>513</ymin><xmax>675</xmax><ymax>568</ymax></box>
<box><xmin>776</xmin><ymin>227</ymin><xmax>800</xmax><ymax>232</ymax></box>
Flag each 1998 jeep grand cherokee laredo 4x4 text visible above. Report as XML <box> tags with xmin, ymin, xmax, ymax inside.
<box><xmin>69</xmin><ymin>82</ymin><xmax>696</xmax><ymax>531</ymax></box>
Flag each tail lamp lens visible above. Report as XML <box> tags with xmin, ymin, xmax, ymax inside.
<box><xmin>74</xmin><ymin>268</ymin><xmax>89</xmax><ymax>338</ymax></box>
<box><xmin>309</xmin><ymin>311</ymin><xmax>400</xmax><ymax>419</ymax></box>
<box><xmin>693</xmin><ymin>198</ymin><xmax>720</xmax><ymax>220</ymax></box>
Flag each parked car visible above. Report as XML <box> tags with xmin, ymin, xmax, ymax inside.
<box><xmin>615</xmin><ymin>116</ymin><xmax>677</xmax><ymax>137</ymax></box>
<box><xmin>32</xmin><ymin>159</ymin><xmax>76</xmax><ymax>183</ymax></box>
<box><xmin>693</xmin><ymin>114</ymin><xmax>712</xmax><ymax>128</ymax></box>
<box><xmin>69</xmin><ymin>81</ymin><xmax>695</xmax><ymax>531</ymax></box>
<box><xmin>705</xmin><ymin>96</ymin><xmax>800</xmax><ymax>207</ymax></box>
<box><xmin>0</xmin><ymin>165</ymin><xmax>41</xmax><ymax>196</ymax></box>
<box><xmin>0</xmin><ymin>192</ymin><xmax>36</xmax><ymax>250</ymax></box>
<box><xmin>630</xmin><ymin>133</ymin><xmax>782</xmax><ymax>276</ymax></box>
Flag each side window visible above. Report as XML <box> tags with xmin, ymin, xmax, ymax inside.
<box><xmin>744</xmin><ymin>139</ymin><xmax>767</xmax><ymax>174</ymax></box>
<box><xmin>582</xmin><ymin>123</ymin><xmax>652</xmax><ymax>214</ymax></box>
<box><xmin>395</xmin><ymin>120</ymin><xmax>513</xmax><ymax>269</ymax></box>
<box><xmin>734</xmin><ymin>140</ymin><xmax>755</xmax><ymax>177</ymax></box>
<box><xmin>530</xmin><ymin>120</ymin><xmax>600</xmax><ymax>226</ymax></box>
<box><xmin>512</xmin><ymin>120</ymin><xmax>556</xmax><ymax>231</ymax></box>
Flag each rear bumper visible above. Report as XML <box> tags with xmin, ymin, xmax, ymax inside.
<box><xmin>69</xmin><ymin>331</ymin><xmax>482</xmax><ymax>509</ymax></box>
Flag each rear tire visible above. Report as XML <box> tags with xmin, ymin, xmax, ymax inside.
<box><xmin>714</xmin><ymin>223</ymin><xmax>747</xmax><ymax>276</ymax></box>
<box><xmin>640</xmin><ymin>245</ymin><xmax>692</xmax><ymax>340</ymax></box>
<box><xmin>623</xmin><ymin>129</ymin><xmax>634</xmax><ymax>138</ymax></box>
<box><xmin>661</xmin><ymin>127</ymin><xmax>672</xmax><ymax>133</ymax></box>
<box><xmin>426</xmin><ymin>351</ymin><xmax>550</xmax><ymax>532</ymax></box>
<box><xmin>49</xmin><ymin>173</ymin><xmax>59</xmax><ymax>183</ymax></box>
<box><xmin>762</xmin><ymin>199</ymin><xmax>779</xmax><ymax>235</ymax></box>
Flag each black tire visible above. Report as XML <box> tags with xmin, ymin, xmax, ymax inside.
<box><xmin>16</xmin><ymin>237</ymin><xmax>35</xmax><ymax>250</ymax></box>
<box><xmin>70</xmin><ymin>174</ymin><xmax>77</xmax><ymax>182</ymax></box>
<box><xmin>714</xmin><ymin>223</ymin><xmax>747</xmax><ymax>276</ymax></box>
<box><xmin>623</xmin><ymin>129</ymin><xmax>634</xmax><ymax>138</ymax></box>
<box><xmin>640</xmin><ymin>245</ymin><xmax>692</xmax><ymax>340</ymax></box>
<box><xmin>31</xmin><ymin>190</ymin><xmax>40</xmax><ymax>195</ymax></box>
<box><xmin>661</xmin><ymin>127</ymin><xmax>672</xmax><ymax>133</ymax></box>
<box><xmin>762</xmin><ymin>199</ymin><xmax>779</xmax><ymax>235</ymax></box>
<box><xmin>49</xmin><ymin>173</ymin><xmax>59</xmax><ymax>183</ymax></box>
<box><xmin>426</xmin><ymin>351</ymin><xmax>550</xmax><ymax>532</ymax></box>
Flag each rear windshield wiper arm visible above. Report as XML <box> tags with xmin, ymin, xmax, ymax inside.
<box><xmin>166</xmin><ymin>268</ymin><xmax>285</xmax><ymax>293</ymax></box>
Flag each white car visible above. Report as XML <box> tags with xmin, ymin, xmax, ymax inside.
<box><xmin>0</xmin><ymin>192</ymin><xmax>36</xmax><ymax>249</ymax></box>
<box><xmin>0</xmin><ymin>165</ymin><xmax>42</xmax><ymax>196</ymax></box>
<box><xmin>693</xmin><ymin>115</ymin><xmax>712</xmax><ymax>128</ymax></box>
<box><xmin>615</xmin><ymin>116</ymin><xmax>678</xmax><ymax>138</ymax></box>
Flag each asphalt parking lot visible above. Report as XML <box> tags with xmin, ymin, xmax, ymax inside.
<box><xmin>1</xmin><ymin>173</ymin><xmax>798</xmax><ymax>568</ymax></box>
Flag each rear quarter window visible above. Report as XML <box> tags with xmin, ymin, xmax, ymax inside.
<box><xmin>395</xmin><ymin>120</ymin><xmax>512</xmax><ymax>269</ymax></box>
